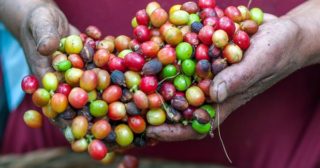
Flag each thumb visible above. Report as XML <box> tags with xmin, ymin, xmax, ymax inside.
<box><xmin>28</xmin><ymin>5</ymin><xmax>69</xmax><ymax>56</ymax></box>
<box><xmin>209</xmin><ymin>30</ymin><xmax>276</xmax><ymax>102</ymax></box>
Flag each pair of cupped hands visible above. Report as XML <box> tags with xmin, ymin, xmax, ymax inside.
<box><xmin>21</xmin><ymin>4</ymin><xmax>305</xmax><ymax>146</ymax></box>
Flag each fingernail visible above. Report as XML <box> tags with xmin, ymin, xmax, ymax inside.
<box><xmin>37</xmin><ymin>35</ymin><xmax>59</xmax><ymax>55</ymax></box>
<box><xmin>217</xmin><ymin>82</ymin><xmax>227</xmax><ymax>102</ymax></box>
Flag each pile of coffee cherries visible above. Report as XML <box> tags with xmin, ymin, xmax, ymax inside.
<box><xmin>21</xmin><ymin>0</ymin><xmax>263</xmax><ymax>161</ymax></box>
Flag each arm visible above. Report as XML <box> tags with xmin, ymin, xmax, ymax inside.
<box><xmin>147</xmin><ymin>0</ymin><xmax>320</xmax><ymax>141</ymax></box>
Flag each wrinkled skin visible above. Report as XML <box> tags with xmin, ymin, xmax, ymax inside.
<box><xmin>21</xmin><ymin>4</ymin><xmax>78</xmax><ymax>78</ymax></box>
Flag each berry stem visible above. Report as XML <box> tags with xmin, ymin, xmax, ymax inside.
<box><xmin>158</xmin><ymin>72</ymin><xmax>180</xmax><ymax>86</ymax></box>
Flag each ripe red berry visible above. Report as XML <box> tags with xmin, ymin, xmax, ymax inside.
<box><xmin>88</xmin><ymin>140</ymin><xmax>108</xmax><ymax>160</ymax></box>
<box><xmin>224</xmin><ymin>6</ymin><xmax>242</xmax><ymax>23</ymax></box>
<box><xmin>124</xmin><ymin>52</ymin><xmax>145</xmax><ymax>72</ymax></box>
<box><xmin>218</xmin><ymin>16</ymin><xmax>236</xmax><ymax>37</ymax></box>
<box><xmin>136</xmin><ymin>9</ymin><xmax>150</xmax><ymax>26</ymax></box>
<box><xmin>57</xmin><ymin>83</ymin><xmax>72</xmax><ymax>97</ymax></box>
<box><xmin>139</xmin><ymin>76</ymin><xmax>158</xmax><ymax>94</ymax></box>
<box><xmin>198</xmin><ymin>25</ymin><xmax>214</xmax><ymax>45</ymax></box>
<box><xmin>198</xmin><ymin>0</ymin><xmax>216</xmax><ymax>9</ymax></box>
<box><xmin>133</xmin><ymin>25</ymin><xmax>151</xmax><ymax>42</ymax></box>
<box><xmin>195</xmin><ymin>44</ymin><xmax>210</xmax><ymax>60</ymax></box>
<box><xmin>233</xmin><ymin>30</ymin><xmax>250</xmax><ymax>50</ymax></box>
<box><xmin>21</xmin><ymin>75</ymin><xmax>39</xmax><ymax>94</ymax></box>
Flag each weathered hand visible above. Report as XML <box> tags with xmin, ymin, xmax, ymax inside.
<box><xmin>19</xmin><ymin>3</ymin><xmax>78</xmax><ymax>79</ymax></box>
<box><xmin>146</xmin><ymin>14</ymin><xmax>312</xmax><ymax>141</ymax></box>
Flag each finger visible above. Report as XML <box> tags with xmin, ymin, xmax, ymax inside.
<box><xmin>212</xmin><ymin>72</ymin><xmax>279</xmax><ymax>130</ymax></box>
<box><xmin>209</xmin><ymin>26</ymin><xmax>277</xmax><ymax>103</ymax></box>
<box><xmin>146</xmin><ymin>124</ymin><xmax>206</xmax><ymax>141</ymax></box>
<box><xmin>28</xmin><ymin>5</ymin><xmax>69</xmax><ymax>56</ymax></box>
<box><xmin>263</xmin><ymin>13</ymin><xmax>278</xmax><ymax>23</ymax></box>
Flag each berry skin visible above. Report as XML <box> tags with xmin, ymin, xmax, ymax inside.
<box><xmin>191</xmin><ymin>22</ymin><xmax>203</xmax><ymax>33</ymax></box>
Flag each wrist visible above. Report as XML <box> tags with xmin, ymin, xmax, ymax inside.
<box><xmin>283</xmin><ymin>1</ymin><xmax>320</xmax><ymax>67</ymax></box>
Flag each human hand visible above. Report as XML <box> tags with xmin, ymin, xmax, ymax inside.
<box><xmin>146</xmin><ymin>14</ymin><xmax>309</xmax><ymax>141</ymax></box>
<box><xmin>19</xmin><ymin>3</ymin><xmax>79</xmax><ymax>79</ymax></box>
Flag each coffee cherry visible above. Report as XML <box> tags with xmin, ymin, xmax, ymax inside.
<box><xmin>32</xmin><ymin>88</ymin><xmax>50</xmax><ymax>107</ymax></box>
<box><xmin>139</xmin><ymin>76</ymin><xmax>158</xmax><ymax>94</ymax></box>
<box><xmin>88</xmin><ymin>140</ymin><xmax>108</xmax><ymax>160</ymax></box>
<box><xmin>218</xmin><ymin>16</ymin><xmax>236</xmax><ymax>37</ymax></box>
<box><xmin>124</xmin><ymin>71</ymin><xmax>141</xmax><ymax>89</ymax></box>
<box><xmin>181</xmin><ymin>59</ymin><xmax>196</xmax><ymax>76</ymax></box>
<box><xmin>184</xmin><ymin>32</ymin><xmax>199</xmax><ymax>46</ymax></box>
<box><xmin>136</xmin><ymin>9</ymin><xmax>150</xmax><ymax>26</ymax></box>
<box><xmin>201</xmin><ymin>104</ymin><xmax>216</xmax><ymax>118</ymax></box>
<box><xmin>150</xmin><ymin>8</ymin><xmax>168</xmax><ymax>27</ymax></box>
<box><xmin>147</xmin><ymin>93</ymin><xmax>163</xmax><ymax>109</ymax></box>
<box><xmin>42</xmin><ymin>72</ymin><xmax>58</xmax><ymax>91</ymax></box>
<box><xmin>108</xmin><ymin>101</ymin><xmax>126</xmax><ymax>120</ymax></box>
<box><xmin>68</xmin><ymin>87</ymin><xmax>88</xmax><ymax>109</ymax></box>
<box><xmin>176</xmin><ymin>42</ymin><xmax>193</xmax><ymax>61</ymax></box>
<box><xmin>250</xmin><ymin>8</ymin><xmax>264</xmax><ymax>25</ymax></box>
<box><xmin>93</xmin><ymin>49</ymin><xmax>110</xmax><ymax>68</ymax></box>
<box><xmin>192</xmin><ymin>120</ymin><xmax>211</xmax><ymax>134</ymax></box>
<box><xmin>188</xmin><ymin>14</ymin><xmax>201</xmax><ymax>25</ymax></box>
<box><xmin>212</xmin><ymin>58</ymin><xmax>228</xmax><ymax>74</ymax></box>
<box><xmin>164</xmin><ymin>27</ymin><xmax>183</xmax><ymax>45</ymax></box>
<box><xmin>71</xmin><ymin>138</ymin><xmax>88</xmax><ymax>153</ymax></box>
<box><xmin>198</xmin><ymin>0</ymin><xmax>216</xmax><ymax>9</ymax></box>
<box><xmin>223</xmin><ymin>43</ymin><xmax>243</xmax><ymax>63</ymax></box>
<box><xmin>21</xmin><ymin>75</ymin><xmax>39</xmax><ymax>94</ymax></box>
<box><xmin>134</xmin><ymin>25</ymin><xmax>151</xmax><ymax>42</ymax></box>
<box><xmin>85</xmin><ymin>25</ymin><xmax>101</xmax><ymax>40</ymax></box>
<box><xmin>157</xmin><ymin>46</ymin><xmax>176</xmax><ymax>65</ymax></box>
<box><xmin>91</xmin><ymin>119</ymin><xmax>111</xmax><ymax>139</ymax></box>
<box><xmin>240</xmin><ymin>20</ymin><xmax>259</xmax><ymax>35</ymax></box>
<box><xmin>200</xmin><ymin>8</ymin><xmax>217</xmax><ymax>20</ymax></box>
<box><xmin>169</xmin><ymin>4</ymin><xmax>182</xmax><ymax>15</ymax></box>
<box><xmin>174</xmin><ymin>74</ymin><xmax>191</xmax><ymax>91</ymax></box>
<box><xmin>224</xmin><ymin>6</ymin><xmax>242</xmax><ymax>22</ymax></box>
<box><xmin>170</xmin><ymin>10</ymin><xmax>190</xmax><ymax>26</ymax></box>
<box><xmin>42</xmin><ymin>104</ymin><xmax>58</xmax><ymax>119</ymax></box>
<box><xmin>186</xmin><ymin>86</ymin><xmax>205</xmax><ymax>107</ymax></box>
<box><xmin>80</xmin><ymin>70</ymin><xmax>98</xmax><ymax>92</ymax></box>
<box><xmin>141</xmin><ymin>41</ymin><xmax>160</xmax><ymax>58</ymax></box>
<box><xmin>65</xmin><ymin>35</ymin><xmax>83</xmax><ymax>54</ymax></box>
<box><xmin>142</xmin><ymin>59</ymin><xmax>163</xmax><ymax>75</ymax></box>
<box><xmin>115</xmin><ymin>35</ymin><xmax>131</xmax><ymax>52</ymax></box>
<box><xmin>23</xmin><ymin>110</ymin><xmax>42</xmax><ymax>128</ymax></box>
<box><xmin>233</xmin><ymin>30</ymin><xmax>250</xmax><ymax>50</ymax></box>
<box><xmin>160</xmin><ymin>82</ymin><xmax>176</xmax><ymax>101</ymax></box>
<box><xmin>90</xmin><ymin>100</ymin><xmax>108</xmax><ymax>117</ymax></box>
<box><xmin>51</xmin><ymin>93</ymin><xmax>68</xmax><ymax>113</ymax></box>
<box><xmin>133</xmin><ymin>90</ymin><xmax>149</xmax><ymax>110</ymax></box>
<box><xmin>212</xmin><ymin>29</ymin><xmax>229</xmax><ymax>48</ymax></box>
<box><xmin>71</xmin><ymin>116</ymin><xmax>88</xmax><ymax>139</ymax></box>
<box><xmin>237</xmin><ymin>5</ymin><xmax>251</xmax><ymax>21</ymax></box>
<box><xmin>124</xmin><ymin>52</ymin><xmax>145</xmax><ymax>72</ymax></box>
<box><xmin>198</xmin><ymin>25</ymin><xmax>214</xmax><ymax>45</ymax></box>
<box><xmin>65</xmin><ymin>68</ymin><xmax>84</xmax><ymax>86</ymax></box>
<box><xmin>181</xmin><ymin>1</ymin><xmax>199</xmax><ymax>14</ymax></box>
<box><xmin>195</xmin><ymin>44</ymin><xmax>210</xmax><ymax>60</ymax></box>
<box><xmin>102</xmin><ymin>85</ymin><xmax>122</xmax><ymax>103</ymax></box>
<box><xmin>128</xmin><ymin>116</ymin><xmax>146</xmax><ymax>134</ymax></box>
<box><xmin>191</xmin><ymin>22</ymin><xmax>203</xmax><ymax>33</ymax></box>
<box><xmin>115</xmin><ymin>124</ymin><xmax>134</xmax><ymax>147</ymax></box>
<box><xmin>146</xmin><ymin>108</ymin><xmax>166</xmax><ymax>126</ymax></box>
<box><xmin>146</xmin><ymin>1</ymin><xmax>161</xmax><ymax>16</ymax></box>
